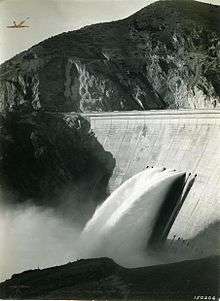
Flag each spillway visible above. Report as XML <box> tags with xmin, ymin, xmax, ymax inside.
<box><xmin>78</xmin><ymin>168</ymin><xmax>186</xmax><ymax>266</ymax></box>
<box><xmin>81</xmin><ymin>110</ymin><xmax>220</xmax><ymax>241</ymax></box>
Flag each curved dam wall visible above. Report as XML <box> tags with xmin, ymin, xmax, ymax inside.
<box><xmin>81</xmin><ymin>110</ymin><xmax>220</xmax><ymax>241</ymax></box>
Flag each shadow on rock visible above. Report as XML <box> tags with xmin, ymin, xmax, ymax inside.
<box><xmin>0</xmin><ymin>110</ymin><xmax>115</xmax><ymax>223</ymax></box>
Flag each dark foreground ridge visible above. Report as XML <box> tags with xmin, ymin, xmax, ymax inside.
<box><xmin>0</xmin><ymin>256</ymin><xmax>219</xmax><ymax>299</ymax></box>
<box><xmin>0</xmin><ymin>0</ymin><xmax>219</xmax><ymax>112</ymax></box>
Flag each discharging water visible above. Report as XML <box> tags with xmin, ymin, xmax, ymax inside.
<box><xmin>78</xmin><ymin>167</ymin><xmax>186</xmax><ymax>267</ymax></box>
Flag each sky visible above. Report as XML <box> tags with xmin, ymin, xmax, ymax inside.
<box><xmin>0</xmin><ymin>0</ymin><xmax>219</xmax><ymax>64</ymax></box>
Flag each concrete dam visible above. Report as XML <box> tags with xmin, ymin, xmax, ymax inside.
<box><xmin>81</xmin><ymin>110</ymin><xmax>220</xmax><ymax>243</ymax></box>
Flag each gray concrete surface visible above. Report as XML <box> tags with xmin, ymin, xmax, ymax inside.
<box><xmin>81</xmin><ymin>110</ymin><xmax>220</xmax><ymax>241</ymax></box>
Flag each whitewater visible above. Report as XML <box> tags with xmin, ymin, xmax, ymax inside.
<box><xmin>1</xmin><ymin>166</ymin><xmax>217</xmax><ymax>282</ymax></box>
<box><xmin>77</xmin><ymin>167</ymin><xmax>186</xmax><ymax>267</ymax></box>
<box><xmin>0</xmin><ymin>167</ymin><xmax>186</xmax><ymax>281</ymax></box>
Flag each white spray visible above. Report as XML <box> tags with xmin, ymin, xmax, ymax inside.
<box><xmin>77</xmin><ymin>168</ymin><xmax>186</xmax><ymax>267</ymax></box>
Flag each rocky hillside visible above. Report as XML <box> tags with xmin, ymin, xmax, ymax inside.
<box><xmin>0</xmin><ymin>0</ymin><xmax>219</xmax><ymax>206</ymax></box>
<box><xmin>0</xmin><ymin>111</ymin><xmax>115</xmax><ymax>209</ymax></box>
<box><xmin>0</xmin><ymin>256</ymin><xmax>218</xmax><ymax>299</ymax></box>
<box><xmin>0</xmin><ymin>0</ymin><xmax>219</xmax><ymax>113</ymax></box>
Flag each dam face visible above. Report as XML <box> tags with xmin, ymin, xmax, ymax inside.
<box><xmin>81</xmin><ymin>110</ymin><xmax>220</xmax><ymax>241</ymax></box>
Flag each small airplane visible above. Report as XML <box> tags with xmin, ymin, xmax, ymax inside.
<box><xmin>7</xmin><ymin>17</ymin><xmax>30</xmax><ymax>29</ymax></box>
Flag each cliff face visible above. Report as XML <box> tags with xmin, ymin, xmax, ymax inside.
<box><xmin>0</xmin><ymin>0</ymin><xmax>219</xmax><ymax>113</ymax></box>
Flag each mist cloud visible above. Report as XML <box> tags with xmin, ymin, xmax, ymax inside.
<box><xmin>0</xmin><ymin>202</ymin><xmax>80</xmax><ymax>282</ymax></box>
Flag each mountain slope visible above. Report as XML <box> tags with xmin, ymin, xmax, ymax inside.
<box><xmin>0</xmin><ymin>0</ymin><xmax>219</xmax><ymax>113</ymax></box>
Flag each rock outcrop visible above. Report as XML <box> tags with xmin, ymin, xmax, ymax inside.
<box><xmin>0</xmin><ymin>0</ymin><xmax>219</xmax><ymax>112</ymax></box>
